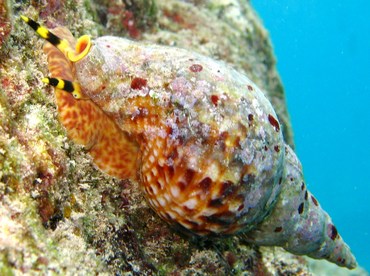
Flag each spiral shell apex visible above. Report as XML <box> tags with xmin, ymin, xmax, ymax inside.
<box><xmin>22</xmin><ymin>16</ymin><xmax>357</xmax><ymax>269</ymax></box>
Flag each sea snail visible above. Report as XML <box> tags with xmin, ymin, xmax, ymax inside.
<box><xmin>22</xmin><ymin>16</ymin><xmax>356</xmax><ymax>269</ymax></box>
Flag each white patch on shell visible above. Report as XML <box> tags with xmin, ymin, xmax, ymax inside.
<box><xmin>199</xmin><ymin>207</ymin><xmax>218</xmax><ymax>217</ymax></box>
<box><xmin>252</xmin><ymin>98</ymin><xmax>265</xmax><ymax>117</ymax></box>
<box><xmin>172</xmin><ymin>206</ymin><xmax>186</xmax><ymax>217</ymax></box>
<box><xmin>212</xmin><ymin>225</ymin><xmax>227</xmax><ymax>233</ymax></box>
<box><xmin>163</xmin><ymin>192</ymin><xmax>171</xmax><ymax>203</ymax></box>
<box><xmin>151</xmin><ymin>166</ymin><xmax>158</xmax><ymax>176</ymax></box>
<box><xmin>158</xmin><ymin>157</ymin><xmax>166</xmax><ymax>167</ymax></box>
<box><xmin>182</xmin><ymin>198</ymin><xmax>197</xmax><ymax>210</ymax></box>
<box><xmin>187</xmin><ymin>155</ymin><xmax>200</xmax><ymax>170</ymax></box>
<box><xmin>148</xmin><ymin>155</ymin><xmax>155</xmax><ymax>163</ymax></box>
<box><xmin>151</xmin><ymin>184</ymin><xmax>158</xmax><ymax>195</ymax></box>
<box><xmin>157</xmin><ymin>178</ymin><xmax>165</xmax><ymax>189</ymax></box>
<box><xmin>145</xmin><ymin>173</ymin><xmax>152</xmax><ymax>183</ymax></box>
<box><xmin>165</xmin><ymin>210</ymin><xmax>177</xmax><ymax>220</ymax></box>
<box><xmin>147</xmin><ymin>197</ymin><xmax>155</xmax><ymax>206</ymax></box>
<box><xmin>170</xmin><ymin>185</ymin><xmax>180</xmax><ymax>198</ymax></box>
<box><xmin>205</xmin><ymin>163</ymin><xmax>219</xmax><ymax>181</ymax></box>
<box><xmin>157</xmin><ymin>196</ymin><xmax>166</xmax><ymax>207</ymax></box>
<box><xmin>151</xmin><ymin>198</ymin><xmax>159</xmax><ymax>208</ymax></box>
<box><xmin>178</xmin><ymin>220</ymin><xmax>194</xmax><ymax>230</ymax></box>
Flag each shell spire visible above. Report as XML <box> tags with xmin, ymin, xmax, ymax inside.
<box><xmin>244</xmin><ymin>146</ymin><xmax>357</xmax><ymax>269</ymax></box>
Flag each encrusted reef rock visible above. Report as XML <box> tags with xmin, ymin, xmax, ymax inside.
<box><xmin>0</xmin><ymin>0</ymin><xmax>364</xmax><ymax>274</ymax></box>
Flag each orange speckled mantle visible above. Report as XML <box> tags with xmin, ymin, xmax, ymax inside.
<box><xmin>43</xmin><ymin>27</ymin><xmax>139</xmax><ymax>180</ymax></box>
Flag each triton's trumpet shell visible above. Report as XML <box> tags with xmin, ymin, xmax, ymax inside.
<box><xmin>22</xmin><ymin>16</ymin><xmax>356</xmax><ymax>269</ymax></box>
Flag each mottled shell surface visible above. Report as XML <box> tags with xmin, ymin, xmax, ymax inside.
<box><xmin>75</xmin><ymin>36</ymin><xmax>285</xmax><ymax>235</ymax></box>
<box><xmin>37</xmin><ymin>26</ymin><xmax>356</xmax><ymax>269</ymax></box>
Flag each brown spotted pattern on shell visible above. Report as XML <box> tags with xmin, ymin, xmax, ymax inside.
<box><xmin>22</xmin><ymin>18</ymin><xmax>357</xmax><ymax>269</ymax></box>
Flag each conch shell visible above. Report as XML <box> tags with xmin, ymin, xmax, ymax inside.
<box><xmin>22</xmin><ymin>16</ymin><xmax>357</xmax><ymax>269</ymax></box>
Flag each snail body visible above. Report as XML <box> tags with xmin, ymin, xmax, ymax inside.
<box><xmin>22</xmin><ymin>17</ymin><xmax>356</xmax><ymax>269</ymax></box>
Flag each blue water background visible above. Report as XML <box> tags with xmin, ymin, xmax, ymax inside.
<box><xmin>252</xmin><ymin>0</ymin><xmax>370</xmax><ymax>271</ymax></box>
